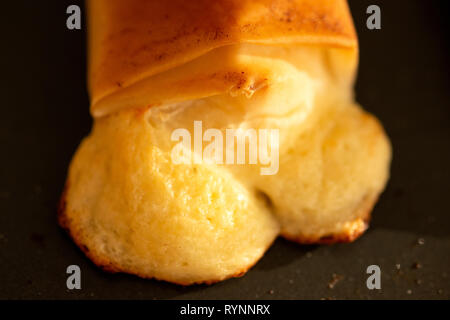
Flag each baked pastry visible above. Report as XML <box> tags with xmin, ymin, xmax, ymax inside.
<box><xmin>59</xmin><ymin>0</ymin><xmax>391</xmax><ymax>284</ymax></box>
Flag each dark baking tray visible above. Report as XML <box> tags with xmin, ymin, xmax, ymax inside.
<box><xmin>1</xmin><ymin>0</ymin><xmax>449</xmax><ymax>300</ymax></box>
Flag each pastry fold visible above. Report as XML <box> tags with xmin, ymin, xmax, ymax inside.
<box><xmin>88</xmin><ymin>0</ymin><xmax>357</xmax><ymax>117</ymax></box>
<box><xmin>59</xmin><ymin>0</ymin><xmax>391</xmax><ymax>284</ymax></box>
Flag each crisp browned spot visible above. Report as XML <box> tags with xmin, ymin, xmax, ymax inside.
<box><xmin>281</xmin><ymin>194</ymin><xmax>377</xmax><ymax>245</ymax></box>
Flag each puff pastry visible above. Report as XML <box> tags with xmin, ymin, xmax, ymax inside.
<box><xmin>59</xmin><ymin>0</ymin><xmax>391</xmax><ymax>285</ymax></box>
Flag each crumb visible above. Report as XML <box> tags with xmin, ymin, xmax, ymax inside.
<box><xmin>268</xmin><ymin>289</ymin><xmax>274</xmax><ymax>295</ymax></box>
<box><xmin>437</xmin><ymin>289</ymin><xmax>443</xmax><ymax>295</ymax></box>
<box><xmin>406</xmin><ymin>289</ymin><xmax>412</xmax><ymax>295</ymax></box>
<box><xmin>412</xmin><ymin>262</ymin><xmax>422</xmax><ymax>270</ymax></box>
<box><xmin>328</xmin><ymin>273</ymin><xmax>343</xmax><ymax>289</ymax></box>
<box><xmin>415</xmin><ymin>279</ymin><xmax>422</xmax><ymax>285</ymax></box>
<box><xmin>395</xmin><ymin>263</ymin><xmax>404</xmax><ymax>275</ymax></box>
<box><xmin>416</xmin><ymin>238</ymin><xmax>425</xmax><ymax>246</ymax></box>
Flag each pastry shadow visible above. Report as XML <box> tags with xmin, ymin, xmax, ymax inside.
<box><xmin>252</xmin><ymin>238</ymin><xmax>318</xmax><ymax>271</ymax></box>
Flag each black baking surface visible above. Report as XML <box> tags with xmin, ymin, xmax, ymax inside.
<box><xmin>0</xmin><ymin>1</ymin><xmax>449</xmax><ymax>300</ymax></box>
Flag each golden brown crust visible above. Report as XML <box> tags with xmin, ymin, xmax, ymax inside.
<box><xmin>58</xmin><ymin>183</ymin><xmax>120</xmax><ymax>274</ymax></box>
<box><xmin>58</xmin><ymin>182</ymin><xmax>275</xmax><ymax>285</ymax></box>
<box><xmin>88</xmin><ymin>0</ymin><xmax>357</xmax><ymax>117</ymax></box>
<box><xmin>280</xmin><ymin>194</ymin><xmax>378</xmax><ymax>245</ymax></box>
<box><xmin>59</xmin><ymin>180</ymin><xmax>378</xmax><ymax>283</ymax></box>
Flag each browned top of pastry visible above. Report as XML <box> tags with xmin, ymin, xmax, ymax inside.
<box><xmin>88</xmin><ymin>0</ymin><xmax>357</xmax><ymax>116</ymax></box>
